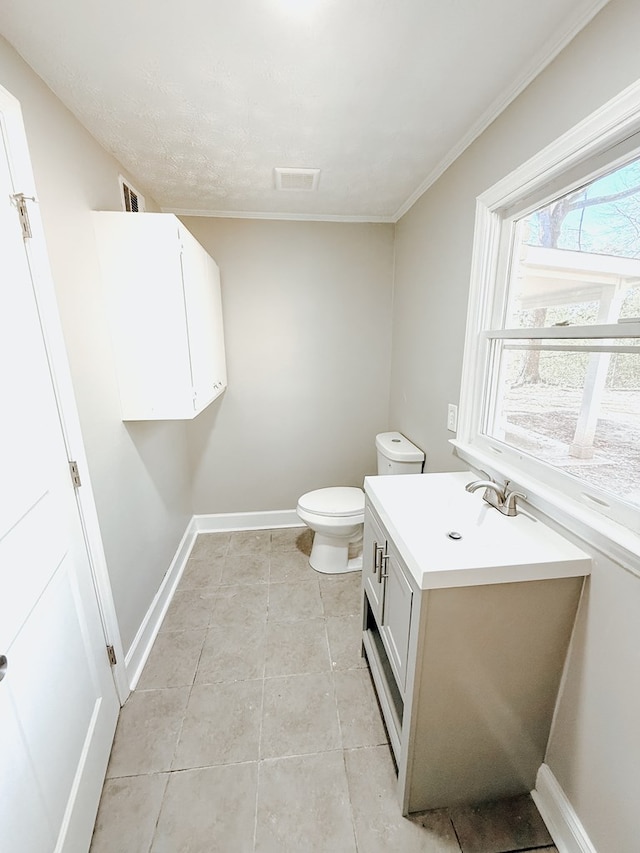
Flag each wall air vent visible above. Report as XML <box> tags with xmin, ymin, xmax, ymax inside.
<box><xmin>118</xmin><ymin>175</ymin><xmax>145</xmax><ymax>212</ymax></box>
<box><xmin>274</xmin><ymin>167</ymin><xmax>321</xmax><ymax>191</ymax></box>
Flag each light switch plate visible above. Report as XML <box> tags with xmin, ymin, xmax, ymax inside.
<box><xmin>447</xmin><ymin>404</ymin><xmax>458</xmax><ymax>432</ymax></box>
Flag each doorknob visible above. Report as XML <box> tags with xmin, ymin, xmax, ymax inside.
<box><xmin>0</xmin><ymin>655</ymin><xmax>7</xmax><ymax>682</ymax></box>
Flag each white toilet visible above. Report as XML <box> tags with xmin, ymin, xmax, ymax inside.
<box><xmin>296</xmin><ymin>432</ymin><xmax>425</xmax><ymax>574</ymax></box>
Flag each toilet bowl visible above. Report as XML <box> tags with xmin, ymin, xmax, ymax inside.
<box><xmin>296</xmin><ymin>487</ymin><xmax>365</xmax><ymax>574</ymax></box>
<box><xmin>297</xmin><ymin>432</ymin><xmax>425</xmax><ymax>575</ymax></box>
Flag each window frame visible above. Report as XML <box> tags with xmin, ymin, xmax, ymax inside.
<box><xmin>454</xmin><ymin>79</ymin><xmax>640</xmax><ymax>563</ymax></box>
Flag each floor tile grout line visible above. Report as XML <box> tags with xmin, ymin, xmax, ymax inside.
<box><xmin>340</xmin><ymin>743</ymin><xmax>361</xmax><ymax>852</ymax></box>
<box><xmin>253</xmin><ymin>670</ymin><xmax>266</xmax><ymax>852</ymax></box>
<box><xmin>257</xmin><ymin>541</ymin><xmax>268</xmax><ymax>804</ymax></box>
<box><xmin>111</xmin><ymin>757</ymin><xmax>264</xmax><ymax>778</ymax></box>
<box><xmin>325</xmin><ymin>623</ymin><xmax>344</xmax><ymax>751</ymax></box>
<box><xmin>260</xmin><ymin>746</ymin><xmax>346</xmax><ymax>763</ymax></box>
<box><xmin>164</xmin><ymin>598</ymin><xmax>211</xmax><ymax>774</ymax></box>
<box><xmin>502</xmin><ymin>846</ymin><xmax>558</xmax><ymax>852</ymax></box>
<box><xmin>109</xmin><ymin>748</ymin><xmax>376</xmax><ymax>781</ymax></box>
<box><xmin>448</xmin><ymin>812</ymin><xmax>465</xmax><ymax>853</ymax></box>
<box><xmin>252</xmin><ymin>759</ymin><xmax>261</xmax><ymax>852</ymax></box>
<box><xmin>144</xmin><ymin>768</ymin><xmax>171</xmax><ymax>853</ymax></box>
<box><xmin>257</xmin><ymin>653</ymin><xmax>267</xmax><ymax>761</ymax></box>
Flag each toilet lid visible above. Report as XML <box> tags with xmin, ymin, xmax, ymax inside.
<box><xmin>298</xmin><ymin>487</ymin><xmax>365</xmax><ymax>517</ymax></box>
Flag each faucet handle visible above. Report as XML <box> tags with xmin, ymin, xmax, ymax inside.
<box><xmin>504</xmin><ymin>490</ymin><xmax>527</xmax><ymax>516</ymax></box>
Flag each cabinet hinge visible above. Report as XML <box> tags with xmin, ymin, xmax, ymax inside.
<box><xmin>106</xmin><ymin>645</ymin><xmax>117</xmax><ymax>666</ymax></box>
<box><xmin>69</xmin><ymin>460</ymin><xmax>82</xmax><ymax>488</ymax></box>
<box><xmin>11</xmin><ymin>193</ymin><xmax>35</xmax><ymax>239</ymax></box>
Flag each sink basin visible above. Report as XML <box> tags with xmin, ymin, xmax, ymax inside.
<box><xmin>364</xmin><ymin>471</ymin><xmax>591</xmax><ymax>589</ymax></box>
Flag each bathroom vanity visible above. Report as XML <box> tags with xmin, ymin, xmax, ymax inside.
<box><xmin>361</xmin><ymin>471</ymin><xmax>591</xmax><ymax>814</ymax></box>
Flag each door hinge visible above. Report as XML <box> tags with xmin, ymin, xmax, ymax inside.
<box><xmin>69</xmin><ymin>460</ymin><xmax>82</xmax><ymax>488</ymax></box>
<box><xmin>106</xmin><ymin>645</ymin><xmax>117</xmax><ymax>666</ymax></box>
<box><xmin>12</xmin><ymin>193</ymin><xmax>35</xmax><ymax>239</ymax></box>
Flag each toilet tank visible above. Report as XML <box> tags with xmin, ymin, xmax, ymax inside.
<box><xmin>376</xmin><ymin>431</ymin><xmax>425</xmax><ymax>475</ymax></box>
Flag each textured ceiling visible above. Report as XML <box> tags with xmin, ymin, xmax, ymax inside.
<box><xmin>0</xmin><ymin>0</ymin><xmax>609</xmax><ymax>221</ymax></box>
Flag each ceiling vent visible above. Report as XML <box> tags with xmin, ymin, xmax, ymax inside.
<box><xmin>274</xmin><ymin>167</ymin><xmax>321</xmax><ymax>191</ymax></box>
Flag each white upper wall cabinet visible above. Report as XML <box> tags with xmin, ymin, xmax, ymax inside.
<box><xmin>92</xmin><ymin>212</ymin><xmax>227</xmax><ymax>421</ymax></box>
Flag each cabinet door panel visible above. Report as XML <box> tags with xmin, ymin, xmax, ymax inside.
<box><xmin>380</xmin><ymin>548</ymin><xmax>413</xmax><ymax>691</ymax></box>
<box><xmin>179</xmin><ymin>226</ymin><xmax>227</xmax><ymax>412</ymax></box>
<box><xmin>93</xmin><ymin>212</ymin><xmax>193</xmax><ymax>419</ymax></box>
<box><xmin>93</xmin><ymin>212</ymin><xmax>226</xmax><ymax>420</ymax></box>
<box><xmin>363</xmin><ymin>510</ymin><xmax>386</xmax><ymax>623</ymax></box>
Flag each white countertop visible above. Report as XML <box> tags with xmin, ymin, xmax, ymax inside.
<box><xmin>365</xmin><ymin>471</ymin><xmax>591</xmax><ymax>590</ymax></box>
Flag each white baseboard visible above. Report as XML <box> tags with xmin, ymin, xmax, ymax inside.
<box><xmin>532</xmin><ymin>764</ymin><xmax>597</xmax><ymax>853</ymax></box>
<box><xmin>123</xmin><ymin>511</ymin><xmax>303</xmax><ymax>691</ymax></box>
<box><xmin>194</xmin><ymin>509</ymin><xmax>303</xmax><ymax>532</ymax></box>
<box><xmin>124</xmin><ymin>518</ymin><xmax>198</xmax><ymax>690</ymax></box>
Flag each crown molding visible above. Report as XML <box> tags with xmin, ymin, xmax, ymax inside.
<box><xmin>162</xmin><ymin>207</ymin><xmax>394</xmax><ymax>224</ymax></box>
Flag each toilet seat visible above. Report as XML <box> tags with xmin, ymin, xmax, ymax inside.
<box><xmin>297</xmin><ymin>487</ymin><xmax>365</xmax><ymax>518</ymax></box>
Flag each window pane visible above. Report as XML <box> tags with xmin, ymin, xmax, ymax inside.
<box><xmin>486</xmin><ymin>344</ymin><xmax>640</xmax><ymax>508</ymax></box>
<box><xmin>505</xmin><ymin>156</ymin><xmax>640</xmax><ymax>330</ymax></box>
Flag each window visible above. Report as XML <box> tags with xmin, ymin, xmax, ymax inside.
<box><xmin>456</xmin><ymin>81</ymin><xmax>640</xmax><ymax>540</ymax></box>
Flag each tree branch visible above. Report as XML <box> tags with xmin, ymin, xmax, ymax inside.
<box><xmin>561</xmin><ymin>182</ymin><xmax>640</xmax><ymax>213</ymax></box>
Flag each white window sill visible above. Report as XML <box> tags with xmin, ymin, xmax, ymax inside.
<box><xmin>451</xmin><ymin>438</ymin><xmax>640</xmax><ymax>580</ymax></box>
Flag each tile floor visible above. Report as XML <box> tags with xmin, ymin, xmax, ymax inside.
<box><xmin>90</xmin><ymin>528</ymin><xmax>558</xmax><ymax>853</ymax></box>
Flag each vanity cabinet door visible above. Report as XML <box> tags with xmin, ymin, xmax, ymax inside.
<box><xmin>363</xmin><ymin>507</ymin><xmax>414</xmax><ymax>692</ymax></box>
<box><xmin>363</xmin><ymin>509</ymin><xmax>386</xmax><ymax>624</ymax></box>
<box><xmin>380</xmin><ymin>546</ymin><xmax>413</xmax><ymax>691</ymax></box>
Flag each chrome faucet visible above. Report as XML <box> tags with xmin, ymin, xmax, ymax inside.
<box><xmin>465</xmin><ymin>476</ymin><xmax>526</xmax><ymax>517</ymax></box>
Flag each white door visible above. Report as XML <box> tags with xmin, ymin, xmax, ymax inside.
<box><xmin>0</xmin><ymin>112</ymin><xmax>120</xmax><ymax>851</ymax></box>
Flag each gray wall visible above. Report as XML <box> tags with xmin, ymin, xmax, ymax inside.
<box><xmin>0</xmin><ymin>37</ymin><xmax>192</xmax><ymax>654</ymax></box>
<box><xmin>393</xmin><ymin>0</ymin><xmax>640</xmax><ymax>473</ymax></box>
<box><xmin>391</xmin><ymin>1</ymin><xmax>640</xmax><ymax>849</ymax></box>
<box><xmin>181</xmin><ymin>217</ymin><xmax>394</xmax><ymax>513</ymax></box>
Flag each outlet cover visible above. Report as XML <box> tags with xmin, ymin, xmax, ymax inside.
<box><xmin>447</xmin><ymin>404</ymin><xmax>458</xmax><ymax>432</ymax></box>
